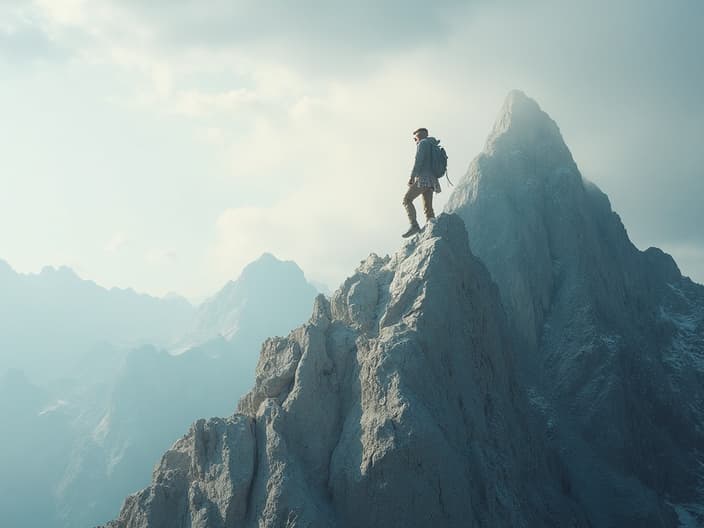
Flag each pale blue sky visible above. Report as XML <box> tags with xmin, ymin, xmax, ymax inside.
<box><xmin>1</xmin><ymin>0</ymin><xmax>702</xmax><ymax>300</ymax></box>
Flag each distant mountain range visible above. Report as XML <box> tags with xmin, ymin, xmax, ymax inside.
<box><xmin>0</xmin><ymin>260</ymin><xmax>194</xmax><ymax>383</ymax></box>
<box><xmin>0</xmin><ymin>253</ymin><xmax>319</xmax><ymax>528</ymax></box>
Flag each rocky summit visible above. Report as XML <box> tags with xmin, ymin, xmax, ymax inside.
<box><xmin>447</xmin><ymin>90</ymin><xmax>704</xmax><ymax>526</ymax></box>
<box><xmin>103</xmin><ymin>214</ymin><xmax>587</xmax><ymax>527</ymax></box>
<box><xmin>104</xmin><ymin>91</ymin><xmax>704</xmax><ymax>527</ymax></box>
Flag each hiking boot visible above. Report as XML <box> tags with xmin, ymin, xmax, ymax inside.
<box><xmin>402</xmin><ymin>223</ymin><xmax>421</xmax><ymax>238</ymax></box>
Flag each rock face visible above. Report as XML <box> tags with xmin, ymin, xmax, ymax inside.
<box><xmin>104</xmin><ymin>214</ymin><xmax>586</xmax><ymax>528</ymax></box>
<box><xmin>446</xmin><ymin>90</ymin><xmax>704</xmax><ymax>526</ymax></box>
<box><xmin>110</xmin><ymin>416</ymin><xmax>257</xmax><ymax>528</ymax></box>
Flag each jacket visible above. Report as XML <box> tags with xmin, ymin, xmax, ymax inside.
<box><xmin>411</xmin><ymin>136</ymin><xmax>440</xmax><ymax>190</ymax></box>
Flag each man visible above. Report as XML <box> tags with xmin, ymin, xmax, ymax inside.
<box><xmin>402</xmin><ymin>127</ymin><xmax>441</xmax><ymax>238</ymax></box>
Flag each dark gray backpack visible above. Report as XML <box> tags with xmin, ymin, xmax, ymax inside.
<box><xmin>431</xmin><ymin>142</ymin><xmax>452</xmax><ymax>185</ymax></box>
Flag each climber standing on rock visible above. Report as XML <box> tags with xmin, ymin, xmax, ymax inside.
<box><xmin>402</xmin><ymin>127</ymin><xmax>446</xmax><ymax>238</ymax></box>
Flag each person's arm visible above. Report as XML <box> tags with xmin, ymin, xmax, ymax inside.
<box><xmin>410</xmin><ymin>139</ymin><xmax>429</xmax><ymax>180</ymax></box>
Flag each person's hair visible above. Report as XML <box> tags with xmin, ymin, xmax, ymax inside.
<box><xmin>413</xmin><ymin>127</ymin><xmax>429</xmax><ymax>138</ymax></box>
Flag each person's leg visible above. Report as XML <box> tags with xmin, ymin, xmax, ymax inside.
<box><xmin>402</xmin><ymin>185</ymin><xmax>423</xmax><ymax>237</ymax></box>
<box><xmin>421</xmin><ymin>188</ymin><xmax>435</xmax><ymax>220</ymax></box>
<box><xmin>402</xmin><ymin>185</ymin><xmax>423</xmax><ymax>226</ymax></box>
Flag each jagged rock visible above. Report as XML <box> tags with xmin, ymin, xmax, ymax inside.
<box><xmin>237</xmin><ymin>338</ymin><xmax>303</xmax><ymax>416</ymax></box>
<box><xmin>103</xmin><ymin>214</ymin><xmax>586</xmax><ymax>528</ymax></box>
<box><xmin>447</xmin><ymin>89</ymin><xmax>704</xmax><ymax>526</ymax></box>
<box><xmin>105</xmin><ymin>416</ymin><xmax>255</xmax><ymax>528</ymax></box>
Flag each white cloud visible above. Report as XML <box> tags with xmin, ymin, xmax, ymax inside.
<box><xmin>104</xmin><ymin>232</ymin><xmax>128</xmax><ymax>254</ymax></box>
<box><xmin>200</xmin><ymin>51</ymin><xmax>505</xmax><ymax>290</ymax></box>
<box><xmin>146</xmin><ymin>248</ymin><xmax>177</xmax><ymax>265</ymax></box>
<box><xmin>211</xmin><ymin>192</ymin><xmax>392</xmax><ymax>292</ymax></box>
<box><xmin>195</xmin><ymin>126</ymin><xmax>227</xmax><ymax>147</ymax></box>
<box><xmin>7</xmin><ymin>0</ymin><xmax>701</xmax><ymax>297</ymax></box>
<box><xmin>170</xmin><ymin>88</ymin><xmax>266</xmax><ymax>117</ymax></box>
<box><xmin>33</xmin><ymin>0</ymin><xmax>87</xmax><ymax>26</ymax></box>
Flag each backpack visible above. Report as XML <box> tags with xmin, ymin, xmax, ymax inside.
<box><xmin>431</xmin><ymin>142</ymin><xmax>451</xmax><ymax>184</ymax></box>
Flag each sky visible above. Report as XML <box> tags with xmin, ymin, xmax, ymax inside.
<box><xmin>1</xmin><ymin>0</ymin><xmax>702</xmax><ymax>302</ymax></box>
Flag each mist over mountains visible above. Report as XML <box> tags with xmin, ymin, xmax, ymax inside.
<box><xmin>179</xmin><ymin>253</ymin><xmax>320</xmax><ymax>352</ymax></box>
<box><xmin>0</xmin><ymin>253</ymin><xmax>318</xmax><ymax>527</ymax></box>
<box><xmin>104</xmin><ymin>91</ymin><xmax>703</xmax><ymax>528</ymax></box>
<box><xmin>0</xmin><ymin>260</ymin><xmax>194</xmax><ymax>383</ymax></box>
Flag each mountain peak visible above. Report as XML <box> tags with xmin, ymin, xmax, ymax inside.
<box><xmin>485</xmin><ymin>89</ymin><xmax>566</xmax><ymax>155</ymax></box>
<box><xmin>238</xmin><ymin>252</ymin><xmax>303</xmax><ymax>282</ymax></box>
<box><xmin>501</xmin><ymin>89</ymin><xmax>536</xmax><ymax>114</ymax></box>
<box><xmin>447</xmin><ymin>91</ymin><xmax>618</xmax><ymax>348</ymax></box>
<box><xmin>446</xmin><ymin>92</ymin><xmax>704</xmax><ymax>524</ymax></box>
<box><xmin>179</xmin><ymin>253</ymin><xmax>318</xmax><ymax>351</ymax></box>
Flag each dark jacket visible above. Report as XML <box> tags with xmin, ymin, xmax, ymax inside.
<box><xmin>411</xmin><ymin>136</ymin><xmax>440</xmax><ymax>188</ymax></box>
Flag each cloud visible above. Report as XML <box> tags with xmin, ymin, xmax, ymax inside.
<box><xmin>7</xmin><ymin>0</ymin><xmax>703</xmax><ymax>294</ymax></box>
<box><xmin>146</xmin><ymin>248</ymin><xmax>178</xmax><ymax>265</ymax></box>
<box><xmin>104</xmin><ymin>232</ymin><xmax>128</xmax><ymax>254</ymax></box>
<box><xmin>112</xmin><ymin>0</ymin><xmax>471</xmax><ymax>72</ymax></box>
<box><xmin>204</xmin><ymin>55</ymin><xmax>493</xmax><ymax>289</ymax></box>
<box><xmin>211</xmin><ymin>194</ymin><xmax>387</xmax><ymax>291</ymax></box>
<box><xmin>33</xmin><ymin>0</ymin><xmax>89</xmax><ymax>25</ymax></box>
<box><xmin>169</xmin><ymin>88</ymin><xmax>266</xmax><ymax>117</ymax></box>
<box><xmin>0</xmin><ymin>3</ymin><xmax>68</xmax><ymax>64</ymax></box>
<box><xmin>27</xmin><ymin>0</ymin><xmax>471</xmax><ymax>77</ymax></box>
<box><xmin>195</xmin><ymin>126</ymin><xmax>227</xmax><ymax>147</ymax></box>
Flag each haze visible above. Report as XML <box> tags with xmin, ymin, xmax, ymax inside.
<box><xmin>1</xmin><ymin>0</ymin><xmax>701</xmax><ymax>300</ymax></box>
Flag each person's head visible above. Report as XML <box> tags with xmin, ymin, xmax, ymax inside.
<box><xmin>413</xmin><ymin>127</ymin><xmax>429</xmax><ymax>143</ymax></box>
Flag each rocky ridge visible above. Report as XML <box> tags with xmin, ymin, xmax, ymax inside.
<box><xmin>104</xmin><ymin>214</ymin><xmax>585</xmax><ymax>528</ymax></box>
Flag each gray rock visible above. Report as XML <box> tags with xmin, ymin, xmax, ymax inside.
<box><xmin>104</xmin><ymin>214</ymin><xmax>586</xmax><ymax>528</ymax></box>
<box><xmin>447</xmin><ymin>89</ymin><xmax>704</xmax><ymax>526</ymax></box>
<box><xmin>105</xmin><ymin>416</ymin><xmax>255</xmax><ymax>528</ymax></box>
